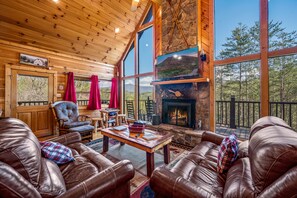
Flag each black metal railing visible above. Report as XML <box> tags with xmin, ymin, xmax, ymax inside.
<box><xmin>216</xmin><ymin>96</ymin><xmax>297</xmax><ymax>130</ymax></box>
<box><xmin>77</xmin><ymin>99</ymin><xmax>109</xmax><ymax>106</ymax></box>
<box><xmin>18</xmin><ymin>101</ymin><xmax>48</xmax><ymax>106</ymax></box>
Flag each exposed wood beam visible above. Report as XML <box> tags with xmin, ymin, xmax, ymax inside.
<box><xmin>260</xmin><ymin>0</ymin><xmax>269</xmax><ymax>117</ymax></box>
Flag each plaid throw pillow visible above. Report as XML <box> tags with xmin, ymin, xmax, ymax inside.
<box><xmin>40</xmin><ymin>141</ymin><xmax>74</xmax><ymax>165</ymax></box>
<box><xmin>217</xmin><ymin>134</ymin><xmax>238</xmax><ymax>173</ymax></box>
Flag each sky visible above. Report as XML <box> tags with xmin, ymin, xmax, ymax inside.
<box><xmin>215</xmin><ymin>0</ymin><xmax>297</xmax><ymax>57</ymax></box>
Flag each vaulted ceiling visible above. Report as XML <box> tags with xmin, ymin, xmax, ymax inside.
<box><xmin>0</xmin><ymin>0</ymin><xmax>152</xmax><ymax>65</ymax></box>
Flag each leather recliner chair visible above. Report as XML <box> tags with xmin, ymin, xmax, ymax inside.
<box><xmin>150</xmin><ymin>116</ymin><xmax>297</xmax><ymax>197</ymax></box>
<box><xmin>0</xmin><ymin>118</ymin><xmax>135</xmax><ymax>198</ymax></box>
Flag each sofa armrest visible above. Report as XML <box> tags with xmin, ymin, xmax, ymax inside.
<box><xmin>48</xmin><ymin>132</ymin><xmax>81</xmax><ymax>145</ymax></box>
<box><xmin>0</xmin><ymin>161</ymin><xmax>41</xmax><ymax>198</ymax></box>
<box><xmin>150</xmin><ymin>166</ymin><xmax>221</xmax><ymax>198</ymax></box>
<box><xmin>57</xmin><ymin>160</ymin><xmax>134</xmax><ymax>198</ymax></box>
<box><xmin>201</xmin><ymin>131</ymin><xmax>225</xmax><ymax>145</ymax></box>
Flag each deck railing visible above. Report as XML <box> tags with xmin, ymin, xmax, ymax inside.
<box><xmin>18</xmin><ymin>100</ymin><xmax>110</xmax><ymax>107</ymax></box>
<box><xmin>216</xmin><ymin>96</ymin><xmax>297</xmax><ymax>130</ymax></box>
<box><xmin>77</xmin><ymin>99</ymin><xmax>109</xmax><ymax>106</ymax></box>
<box><xmin>18</xmin><ymin>101</ymin><xmax>48</xmax><ymax>106</ymax></box>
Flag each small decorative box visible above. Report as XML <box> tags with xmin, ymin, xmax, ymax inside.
<box><xmin>128</xmin><ymin>124</ymin><xmax>145</xmax><ymax>133</ymax></box>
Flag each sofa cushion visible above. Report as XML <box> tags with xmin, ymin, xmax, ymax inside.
<box><xmin>40</xmin><ymin>141</ymin><xmax>74</xmax><ymax>165</ymax></box>
<box><xmin>224</xmin><ymin>158</ymin><xmax>255</xmax><ymax>197</ymax></box>
<box><xmin>53</xmin><ymin>102</ymin><xmax>79</xmax><ymax>123</ymax></box>
<box><xmin>249</xmin><ymin>125</ymin><xmax>297</xmax><ymax>193</ymax></box>
<box><xmin>0</xmin><ymin>118</ymin><xmax>41</xmax><ymax>187</ymax></box>
<box><xmin>59</xmin><ymin>142</ymin><xmax>113</xmax><ymax>189</ymax></box>
<box><xmin>0</xmin><ymin>161</ymin><xmax>42</xmax><ymax>198</ymax></box>
<box><xmin>170</xmin><ymin>141</ymin><xmax>226</xmax><ymax>197</ymax></box>
<box><xmin>249</xmin><ymin>116</ymin><xmax>291</xmax><ymax>139</ymax></box>
<box><xmin>64</xmin><ymin>121</ymin><xmax>91</xmax><ymax>129</ymax></box>
<box><xmin>37</xmin><ymin>158</ymin><xmax>66</xmax><ymax>198</ymax></box>
<box><xmin>217</xmin><ymin>134</ymin><xmax>238</xmax><ymax>173</ymax></box>
<box><xmin>67</xmin><ymin>125</ymin><xmax>94</xmax><ymax>133</ymax></box>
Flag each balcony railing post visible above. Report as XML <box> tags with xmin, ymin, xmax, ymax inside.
<box><xmin>230</xmin><ymin>96</ymin><xmax>236</xmax><ymax>129</ymax></box>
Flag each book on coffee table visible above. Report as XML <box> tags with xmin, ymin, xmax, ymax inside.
<box><xmin>142</xmin><ymin>133</ymin><xmax>158</xmax><ymax>141</ymax></box>
<box><xmin>113</xmin><ymin>126</ymin><xmax>127</xmax><ymax>131</ymax></box>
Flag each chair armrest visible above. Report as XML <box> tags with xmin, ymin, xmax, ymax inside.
<box><xmin>56</xmin><ymin>118</ymin><xmax>67</xmax><ymax>127</ymax></box>
<box><xmin>78</xmin><ymin>115</ymin><xmax>91</xmax><ymax>121</ymax></box>
<box><xmin>150</xmin><ymin>166</ymin><xmax>220</xmax><ymax>198</ymax></box>
<box><xmin>201</xmin><ymin>131</ymin><xmax>225</xmax><ymax>145</ymax></box>
<box><xmin>57</xmin><ymin>160</ymin><xmax>134</xmax><ymax>198</ymax></box>
<box><xmin>47</xmin><ymin>132</ymin><xmax>81</xmax><ymax>145</ymax></box>
<box><xmin>0</xmin><ymin>161</ymin><xmax>41</xmax><ymax>198</ymax></box>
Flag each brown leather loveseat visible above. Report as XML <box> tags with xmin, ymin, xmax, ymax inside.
<box><xmin>150</xmin><ymin>116</ymin><xmax>297</xmax><ymax>197</ymax></box>
<box><xmin>0</xmin><ymin>118</ymin><xmax>134</xmax><ymax>198</ymax></box>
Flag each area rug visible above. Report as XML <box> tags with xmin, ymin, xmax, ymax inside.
<box><xmin>85</xmin><ymin>138</ymin><xmax>190</xmax><ymax>197</ymax></box>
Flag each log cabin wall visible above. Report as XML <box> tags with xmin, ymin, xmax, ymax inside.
<box><xmin>0</xmin><ymin>39</ymin><xmax>116</xmax><ymax>115</ymax></box>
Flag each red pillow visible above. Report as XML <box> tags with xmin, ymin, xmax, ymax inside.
<box><xmin>40</xmin><ymin>141</ymin><xmax>74</xmax><ymax>165</ymax></box>
<box><xmin>217</xmin><ymin>134</ymin><xmax>238</xmax><ymax>173</ymax></box>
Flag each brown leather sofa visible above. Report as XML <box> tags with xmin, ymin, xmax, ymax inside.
<box><xmin>150</xmin><ymin>116</ymin><xmax>297</xmax><ymax>197</ymax></box>
<box><xmin>0</xmin><ymin>118</ymin><xmax>135</xmax><ymax>198</ymax></box>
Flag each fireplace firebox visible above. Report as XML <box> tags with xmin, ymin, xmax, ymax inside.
<box><xmin>162</xmin><ymin>99</ymin><xmax>196</xmax><ymax>128</ymax></box>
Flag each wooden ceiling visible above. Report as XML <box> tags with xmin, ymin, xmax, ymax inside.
<box><xmin>0</xmin><ymin>0</ymin><xmax>152</xmax><ymax>65</ymax></box>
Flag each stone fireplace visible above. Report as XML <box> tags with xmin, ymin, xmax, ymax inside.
<box><xmin>162</xmin><ymin>99</ymin><xmax>196</xmax><ymax>128</ymax></box>
<box><xmin>155</xmin><ymin>83</ymin><xmax>210</xmax><ymax>130</ymax></box>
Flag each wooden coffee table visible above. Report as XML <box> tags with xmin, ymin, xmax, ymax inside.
<box><xmin>101</xmin><ymin>126</ymin><xmax>173</xmax><ymax>177</ymax></box>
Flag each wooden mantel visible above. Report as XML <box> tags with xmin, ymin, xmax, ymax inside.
<box><xmin>151</xmin><ymin>77</ymin><xmax>210</xmax><ymax>85</ymax></box>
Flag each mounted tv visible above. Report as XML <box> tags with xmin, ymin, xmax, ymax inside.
<box><xmin>156</xmin><ymin>46</ymin><xmax>199</xmax><ymax>81</ymax></box>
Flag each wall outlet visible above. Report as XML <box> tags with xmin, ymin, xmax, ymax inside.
<box><xmin>56</xmin><ymin>93</ymin><xmax>62</xmax><ymax>97</ymax></box>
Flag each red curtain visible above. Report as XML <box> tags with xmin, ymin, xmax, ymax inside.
<box><xmin>64</xmin><ymin>72</ymin><xmax>77</xmax><ymax>103</ymax></box>
<box><xmin>87</xmin><ymin>75</ymin><xmax>101</xmax><ymax>110</ymax></box>
<box><xmin>109</xmin><ymin>77</ymin><xmax>118</xmax><ymax>108</ymax></box>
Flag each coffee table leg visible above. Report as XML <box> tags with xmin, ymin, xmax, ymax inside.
<box><xmin>103</xmin><ymin>135</ymin><xmax>109</xmax><ymax>152</ymax></box>
<box><xmin>146</xmin><ymin>152</ymin><xmax>154</xmax><ymax>177</ymax></box>
<box><xmin>163</xmin><ymin>144</ymin><xmax>170</xmax><ymax>164</ymax></box>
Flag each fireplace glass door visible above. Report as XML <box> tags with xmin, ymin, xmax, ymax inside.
<box><xmin>167</xmin><ymin>105</ymin><xmax>190</xmax><ymax>127</ymax></box>
<box><xmin>162</xmin><ymin>99</ymin><xmax>196</xmax><ymax>128</ymax></box>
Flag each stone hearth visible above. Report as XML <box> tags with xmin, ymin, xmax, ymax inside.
<box><xmin>146</xmin><ymin>124</ymin><xmax>204</xmax><ymax>147</ymax></box>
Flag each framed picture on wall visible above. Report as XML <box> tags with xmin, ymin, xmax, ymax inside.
<box><xmin>20</xmin><ymin>53</ymin><xmax>48</xmax><ymax>68</ymax></box>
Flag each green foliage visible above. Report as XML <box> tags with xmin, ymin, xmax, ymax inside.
<box><xmin>216</xmin><ymin>21</ymin><xmax>297</xmax><ymax>103</ymax></box>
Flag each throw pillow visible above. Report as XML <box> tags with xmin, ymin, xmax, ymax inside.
<box><xmin>40</xmin><ymin>141</ymin><xmax>74</xmax><ymax>165</ymax></box>
<box><xmin>217</xmin><ymin>134</ymin><xmax>238</xmax><ymax>173</ymax></box>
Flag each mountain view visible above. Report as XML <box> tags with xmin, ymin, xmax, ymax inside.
<box><xmin>156</xmin><ymin>55</ymin><xmax>199</xmax><ymax>79</ymax></box>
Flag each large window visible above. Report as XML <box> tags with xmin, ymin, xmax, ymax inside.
<box><xmin>121</xmin><ymin>5</ymin><xmax>154</xmax><ymax>120</ymax></box>
<box><xmin>75</xmin><ymin>78</ymin><xmax>111</xmax><ymax>106</ymax></box>
<box><xmin>214</xmin><ymin>0</ymin><xmax>297</xmax><ymax>131</ymax></box>
<box><xmin>75</xmin><ymin>79</ymin><xmax>90</xmax><ymax>106</ymax></box>
<box><xmin>138</xmin><ymin>27</ymin><xmax>154</xmax><ymax>74</ymax></box>
<box><xmin>123</xmin><ymin>44</ymin><xmax>135</xmax><ymax>77</ymax></box>
<box><xmin>268</xmin><ymin>0</ymin><xmax>297</xmax><ymax>50</ymax></box>
<box><xmin>17</xmin><ymin>75</ymin><xmax>49</xmax><ymax>106</ymax></box>
<box><xmin>215</xmin><ymin>0</ymin><xmax>260</xmax><ymax>59</ymax></box>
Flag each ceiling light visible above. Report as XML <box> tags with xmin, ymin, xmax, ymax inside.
<box><xmin>145</xmin><ymin>44</ymin><xmax>149</xmax><ymax>47</ymax></box>
<box><xmin>53</xmin><ymin>0</ymin><xmax>59</xmax><ymax>3</ymax></box>
<box><xmin>134</xmin><ymin>0</ymin><xmax>140</xmax><ymax>2</ymax></box>
<box><xmin>173</xmin><ymin>54</ymin><xmax>178</xmax><ymax>58</ymax></box>
<box><xmin>178</xmin><ymin>56</ymin><xmax>182</xmax><ymax>60</ymax></box>
<box><xmin>115</xmin><ymin>28</ymin><xmax>120</xmax><ymax>34</ymax></box>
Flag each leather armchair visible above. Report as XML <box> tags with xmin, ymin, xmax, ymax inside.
<box><xmin>51</xmin><ymin>101</ymin><xmax>94</xmax><ymax>140</ymax></box>
<box><xmin>150</xmin><ymin>116</ymin><xmax>297</xmax><ymax>197</ymax></box>
<box><xmin>0</xmin><ymin>118</ymin><xmax>135</xmax><ymax>198</ymax></box>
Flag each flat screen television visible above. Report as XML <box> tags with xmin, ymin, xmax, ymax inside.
<box><xmin>155</xmin><ymin>46</ymin><xmax>199</xmax><ymax>81</ymax></box>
